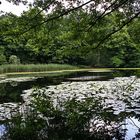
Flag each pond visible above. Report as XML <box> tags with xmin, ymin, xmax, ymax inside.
<box><xmin>0</xmin><ymin>69</ymin><xmax>140</xmax><ymax>140</ymax></box>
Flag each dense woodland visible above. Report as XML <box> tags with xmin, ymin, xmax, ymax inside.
<box><xmin>0</xmin><ymin>0</ymin><xmax>140</xmax><ymax>67</ymax></box>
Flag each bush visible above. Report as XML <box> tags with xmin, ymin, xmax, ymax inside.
<box><xmin>9</xmin><ymin>55</ymin><xmax>20</xmax><ymax>64</ymax></box>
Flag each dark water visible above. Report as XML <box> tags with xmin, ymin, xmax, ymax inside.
<box><xmin>0</xmin><ymin>69</ymin><xmax>140</xmax><ymax>140</ymax></box>
<box><xmin>0</xmin><ymin>70</ymin><xmax>139</xmax><ymax>104</ymax></box>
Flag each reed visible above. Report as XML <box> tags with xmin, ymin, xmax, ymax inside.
<box><xmin>0</xmin><ymin>64</ymin><xmax>78</xmax><ymax>74</ymax></box>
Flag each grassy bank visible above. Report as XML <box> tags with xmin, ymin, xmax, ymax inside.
<box><xmin>0</xmin><ymin>64</ymin><xmax>78</xmax><ymax>74</ymax></box>
<box><xmin>111</xmin><ymin>68</ymin><xmax>140</xmax><ymax>70</ymax></box>
<box><xmin>0</xmin><ymin>64</ymin><xmax>140</xmax><ymax>76</ymax></box>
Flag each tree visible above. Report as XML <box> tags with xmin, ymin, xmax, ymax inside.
<box><xmin>0</xmin><ymin>1</ymin><xmax>140</xmax><ymax>67</ymax></box>
<box><xmin>2</xmin><ymin>0</ymin><xmax>140</xmax><ymax>47</ymax></box>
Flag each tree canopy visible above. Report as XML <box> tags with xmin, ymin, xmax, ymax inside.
<box><xmin>0</xmin><ymin>0</ymin><xmax>140</xmax><ymax>67</ymax></box>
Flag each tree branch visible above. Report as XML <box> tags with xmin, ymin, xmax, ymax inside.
<box><xmin>94</xmin><ymin>11</ymin><xmax>140</xmax><ymax>49</ymax></box>
<box><xmin>129</xmin><ymin>118</ymin><xmax>140</xmax><ymax>129</ymax></box>
<box><xmin>31</xmin><ymin>0</ymin><xmax>56</xmax><ymax>20</ymax></box>
<box><xmin>87</xmin><ymin>0</ymin><xmax>118</xmax><ymax>30</ymax></box>
<box><xmin>20</xmin><ymin>0</ymin><xmax>93</xmax><ymax>35</ymax></box>
<box><xmin>87</xmin><ymin>0</ymin><xmax>129</xmax><ymax>31</ymax></box>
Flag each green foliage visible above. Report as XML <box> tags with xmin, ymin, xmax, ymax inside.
<box><xmin>3</xmin><ymin>108</ymin><xmax>45</xmax><ymax>140</ymax></box>
<box><xmin>110</xmin><ymin>56</ymin><xmax>124</xmax><ymax>67</ymax></box>
<box><xmin>0</xmin><ymin>7</ymin><xmax>140</xmax><ymax>67</ymax></box>
<box><xmin>0</xmin><ymin>64</ymin><xmax>78</xmax><ymax>74</ymax></box>
<box><xmin>32</xmin><ymin>90</ymin><xmax>102</xmax><ymax>131</ymax></box>
<box><xmin>0</xmin><ymin>54</ymin><xmax>7</xmax><ymax>65</ymax></box>
<box><xmin>0</xmin><ymin>47</ymin><xmax>7</xmax><ymax>65</ymax></box>
<box><xmin>3</xmin><ymin>84</ymin><xmax>135</xmax><ymax>139</ymax></box>
<box><xmin>3</xmin><ymin>89</ymin><xmax>106</xmax><ymax>140</ymax></box>
<box><xmin>9</xmin><ymin>55</ymin><xmax>20</xmax><ymax>64</ymax></box>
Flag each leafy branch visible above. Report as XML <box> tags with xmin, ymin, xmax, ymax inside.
<box><xmin>21</xmin><ymin>0</ymin><xmax>93</xmax><ymax>35</ymax></box>
<box><xmin>94</xmin><ymin>11</ymin><xmax>140</xmax><ymax>48</ymax></box>
<box><xmin>87</xmin><ymin>0</ymin><xmax>129</xmax><ymax>31</ymax></box>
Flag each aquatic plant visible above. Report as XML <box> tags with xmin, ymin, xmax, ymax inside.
<box><xmin>2</xmin><ymin>89</ymin><xmax>122</xmax><ymax>140</ymax></box>
<box><xmin>0</xmin><ymin>64</ymin><xmax>78</xmax><ymax>74</ymax></box>
<box><xmin>1</xmin><ymin>76</ymin><xmax>140</xmax><ymax>140</ymax></box>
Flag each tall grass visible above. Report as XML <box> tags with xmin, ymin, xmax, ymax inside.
<box><xmin>0</xmin><ymin>64</ymin><xmax>78</xmax><ymax>74</ymax></box>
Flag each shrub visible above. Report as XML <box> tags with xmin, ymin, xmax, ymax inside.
<box><xmin>9</xmin><ymin>55</ymin><xmax>20</xmax><ymax>64</ymax></box>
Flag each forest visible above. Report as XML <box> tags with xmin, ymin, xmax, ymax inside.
<box><xmin>0</xmin><ymin>0</ymin><xmax>140</xmax><ymax>68</ymax></box>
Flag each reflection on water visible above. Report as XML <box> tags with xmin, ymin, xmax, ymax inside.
<box><xmin>0</xmin><ymin>125</ymin><xmax>5</xmax><ymax>137</ymax></box>
<box><xmin>0</xmin><ymin>69</ymin><xmax>140</xmax><ymax>139</ymax></box>
<box><xmin>0</xmin><ymin>70</ymin><xmax>139</xmax><ymax>103</ymax></box>
<box><xmin>124</xmin><ymin>117</ymin><xmax>140</xmax><ymax>139</ymax></box>
<box><xmin>0</xmin><ymin>76</ymin><xmax>63</xmax><ymax>103</ymax></box>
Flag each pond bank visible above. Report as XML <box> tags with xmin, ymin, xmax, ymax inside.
<box><xmin>0</xmin><ymin>66</ymin><xmax>140</xmax><ymax>77</ymax></box>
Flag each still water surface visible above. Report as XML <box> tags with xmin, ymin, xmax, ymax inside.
<box><xmin>1</xmin><ymin>70</ymin><xmax>139</xmax><ymax>103</ymax></box>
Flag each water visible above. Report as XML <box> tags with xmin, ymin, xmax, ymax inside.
<box><xmin>0</xmin><ymin>70</ymin><xmax>139</xmax><ymax>103</ymax></box>
<box><xmin>124</xmin><ymin>117</ymin><xmax>140</xmax><ymax>139</ymax></box>
<box><xmin>0</xmin><ymin>69</ymin><xmax>140</xmax><ymax>139</ymax></box>
<box><xmin>0</xmin><ymin>71</ymin><xmax>113</xmax><ymax>103</ymax></box>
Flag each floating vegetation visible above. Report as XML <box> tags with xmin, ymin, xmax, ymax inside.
<box><xmin>0</xmin><ymin>76</ymin><xmax>139</xmax><ymax>139</ymax></box>
<box><xmin>0</xmin><ymin>77</ymin><xmax>37</xmax><ymax>84</ymax></box>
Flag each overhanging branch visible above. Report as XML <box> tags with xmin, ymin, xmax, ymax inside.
<box><xmin>31</xmin><ymin>0</ymin><xmax>56</xmax><ymax>20</ymax></box>
<box><xmin>20</xmin><ymin>0</ymin><xmax>93</xmax><ymax>35</ymax></box>
<box><xmin>94</xmin><ymin>11</ymin><xmax>140</xmax><ymax>49</ymax></box>
<box><xmin>87</xmin><ymin>0</ymin><xmax>129</xmax><ymax>31</ymax></box>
